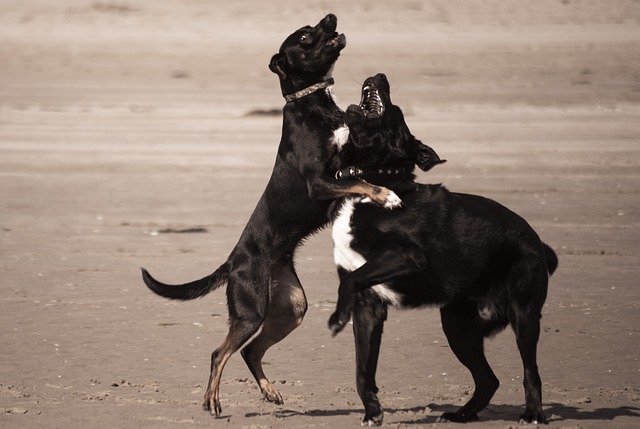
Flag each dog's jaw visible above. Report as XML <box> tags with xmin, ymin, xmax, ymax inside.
<box><xmin>326</xmin><ymin>33</ymin><xmax>346</xmax><ymax>50</ymax></box>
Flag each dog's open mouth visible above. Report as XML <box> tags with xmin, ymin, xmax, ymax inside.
<box><xmin>325</xmin><ymin>33</ymin><xmax>346</xmax><ymax>49</ymax></box>
<box><xmin>359</xmin><ymin>83</ymin><xmax>384</xmax><ymax>119</ymax></box>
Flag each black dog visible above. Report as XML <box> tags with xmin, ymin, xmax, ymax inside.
<box><xmin>140</xmin><ymin>16</ymin><xmax>408</xmax><ymax>417</ymax></box>
<box><xmin>328</xmin><ymin>74</ymin><xmax>558</xmax><ymax>425</ymax></box>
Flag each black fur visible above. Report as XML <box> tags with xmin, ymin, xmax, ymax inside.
<box><xmin>328</xmin><ymin>74</ymin><xmax>558</xmax><ymax>426</ymax></box>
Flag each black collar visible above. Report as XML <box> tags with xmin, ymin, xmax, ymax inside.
<box><xmin>335</xmin><ymin>165</ymin><xmax>409</xmax><ymax>180</ymax></box>
<box><xmin>284</xmin><ymin>78</ymin><xmax>334</xmax><ymax>103</ymax></box>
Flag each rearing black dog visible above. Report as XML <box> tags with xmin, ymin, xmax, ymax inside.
<box><xmin>141</xmin><ymin>16</ymin><xmax>404</xmax><ymax>417</ymax></box>
<box><xmin>328</xmin><ymin>73</ymin><xmax>558</xmax><ymax>426</ymax></box>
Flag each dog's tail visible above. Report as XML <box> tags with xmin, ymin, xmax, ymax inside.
<box><xmin>543</xmin><ymin>242</ymin><xmax>558</xmax><ymax>276</ymax></box>
<box><xmin>141</xmin><ymin>263</ymin><xmax>229</xmax><ymax>300</ymax></box>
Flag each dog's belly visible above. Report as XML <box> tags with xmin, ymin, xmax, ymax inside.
<box><xmin>332</xmin><ymin>198</ymin><xmax>403</xmax><ymax>307</ymax></box>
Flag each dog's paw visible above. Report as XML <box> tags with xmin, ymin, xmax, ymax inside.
<box><xmin>203</xmin><ymin>397</ymin><xmax>222</xmax><ymax>417</ymax></box>
<box><xmin>361</xmin><ymin>412</ymin><xmax>383</xmax><ymax>426</ymax></box>
<box><xmin>261</xmin><ymin>385</ymin><xmax>284</xmax><ymax>405</ymax></box>
<box><xmin>328</xmin><ymin>312</ymin><xmax>348</xmax><ymax>336</ymax></box>
<box><xmin>519</xmin><ymin>410</ymin><xmax>548</xmax><ymax>425</ymax></box>
<box><xmin>383</xmin><ymin>191</ymin><xmax>403</xmax><ymax>210</ymax></box>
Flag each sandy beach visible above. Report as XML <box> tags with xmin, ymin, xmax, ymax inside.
<box><xmin>1</xmin><ymin>1</ymin><xmax>639</xmax><ymax>427</ymax></box>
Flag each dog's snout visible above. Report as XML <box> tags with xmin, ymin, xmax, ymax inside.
<box><xmin>320</xmin><ymin>14</ymin><xmax>338</xmax><ymax>32</ymax></box>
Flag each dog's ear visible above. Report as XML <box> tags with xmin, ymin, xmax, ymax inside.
<box><xmin>414</xmin><ymin>139</ymin><xmax>446</xmax><ymax>172</ymax></box>
<box><xmin>269</xmin><ymin>53</ymin><xmax>287</xmax><ymax>79</ymax></box>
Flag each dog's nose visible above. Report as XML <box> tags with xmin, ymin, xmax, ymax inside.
<box><xmin>375</xmin><ymin>73</ymin><xmax>388</xmax><ymax>84</ymax></box>
<box><xmin>320</xmin><ymin>14</ymin><xmax>337</xmax><ymax>31</ymax></box>
<box><xmin>373</xmin><ymin>73</ymin><xmax>390</xmax><ymax>94</ymax></box>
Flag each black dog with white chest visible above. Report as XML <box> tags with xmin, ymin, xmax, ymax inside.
<box><xmin>328</xmin><ymin>74</ymin><xmax>558</xmax><ymax>425</ymax></box>
<box><xmin>141</xmin><ymin>16</ymin><xmax>403</xmax><ymax>417</ymax></box>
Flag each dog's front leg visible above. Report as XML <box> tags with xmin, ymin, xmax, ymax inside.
<box><xmin>308</xmin><ymin>177</ymin><xmax>402</xmax><ymax>209</ymax></box>
<box><xmin>355</xmin><ymin>181</ymin><xmax>403</xmax><ymax>209</ymax></box>
<box><xmin>329</xmin><ymin>246</ymin><xmax>426</xmax><ymax>335</ymax></box>
<box><xmin>328</xmin><ymin>273</ymin><xmax>356</xmax><ymax>337</ymax></box>
<box><xmin>352</xmin><ymin>290</ymin><xmax>388</xmax><ymax>426</ymax></box>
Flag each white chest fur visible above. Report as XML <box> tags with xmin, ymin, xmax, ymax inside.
<box><xmin>331</xmin><ymin>125</ymin><xmax>350</xmax><ymax>150</ymax></box>
<box><xmin>332</xmin><ymin>198</ymin><xmax>365</xmax><ymax>271</ymax></box>
<box><xmin>332</xmin><ymin>198</ymin><xmax>403</xmax><ymax>307</ymax></box>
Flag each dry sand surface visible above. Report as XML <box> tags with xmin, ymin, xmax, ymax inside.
<box><xmin>1</xmin><ymin>1</ymin><xmax>639</xmax><ymax>428</ymax></box>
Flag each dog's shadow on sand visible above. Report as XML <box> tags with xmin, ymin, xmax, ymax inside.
<box><xmin>423</xmin><ymin>403</ymin><xmax>640</xmax><ymax>425</ymax></box>
<box><xmin>247</xmin><ymin>402</ymin><xmax>640</xmax><ymax>425</ymax></box>
<box><xmin>475</xmin><ymin>402</ymin><xmax>639</xmax><ymax>425</ymax></box>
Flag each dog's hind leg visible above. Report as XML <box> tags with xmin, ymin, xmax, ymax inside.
<box><xmin>509</xmin><ymin>273</ymin><xmax>548</xmax><ymax>424</ymax></box>
<box><xmin>438</xmin><ymin>301</ymin><xmax>502</xmax><ymax>423</ymax></box>
<box><xmin>241</xmin><ymin>261</ymin><xmax>308</xmax><ymax>405</ymax></box>
<box><xmin>204</xmin><ymin>320</ymin><xmax>261</xmax><ymax>416</ymax></box>
<box><xmin>203</xmin><ymin>271</ymin><xmax>269</xmax><ymax>416</ymax></box>
<box><xmin>352</xmin><ymin>290</ymin><xmax>388</xmax><ymax>426</ymax></box>
<box><xmin>511</xmin><ymin>306</ymin><xmax>547</xmax><ymax>424</ymax></box>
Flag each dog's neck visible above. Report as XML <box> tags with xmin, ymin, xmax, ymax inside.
<box><xmin>284</xmin><ymin>78</ymin><xmax>335</xmax><ymax>103</ymax></box>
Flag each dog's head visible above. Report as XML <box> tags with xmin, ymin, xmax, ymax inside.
<box><xmin>344</xmin><ymin>73</ymin><xmax>445</xmax><ymax>173</ymax></box>
<box><xmin>269</xmin><ymin>14</ymin><xmax>346</xmax><ymax>92</ymax></box>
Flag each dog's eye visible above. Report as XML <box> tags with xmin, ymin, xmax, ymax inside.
<box><xmin>299</xmin><ymin>33</ymin><xmax>312</xmax><ymax>45</ymax></box>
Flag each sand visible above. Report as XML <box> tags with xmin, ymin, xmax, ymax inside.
<box><xmin>1</xmin><ymin>1</ymin><xmax>639</xmax><ymax>428</ymax></box>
